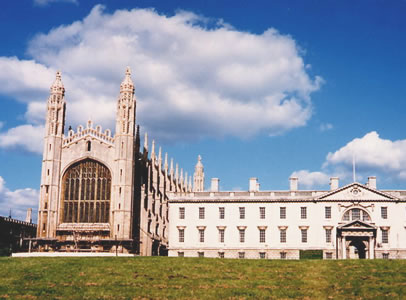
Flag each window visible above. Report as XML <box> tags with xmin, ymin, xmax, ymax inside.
<box><xmin>178</xmin><ymin>229</ymin><xmax>184</xmax><ymax>243</ymax></box>
<box><xmin>259</xmin><ymin>207</ymin><xmax>266</xmax><ymax>219</ymax></box>
<box><xmin>280</xmin><ymin>252</ymin><xmax>287</xmax><ymax>259</ymax></box>
<box><xmin>199</xmin><ymin>207</ymin><xmax>205</xmax><ymax>219</ymax></box>
<box><xmin>179</xmin><ymin>207</ymin><xmax>185</xmax><ymax>219</ymax></box>
<box><xmin>239</xmin><ymin>207</ymin><xmax>245</xmax><ymax>219</ymax></box>
<box><xmin>382</xmin><ymin>253</ymin><xmax>389</xmax><ymax>259</ymax></box>
<box><xmin>342</xmin><ymin>209</ymin><xmax>371</xmax><ymax>222</ymax></box>
<box><xmin>325</xmin><ymin>229</ymin><xmax>332</xmax><ymax>243</ymax></box>
<box><xmin>218</xmin><ymin>252</ymin><xmax>225</xmax><ymax>258</ymax></box>
<box><xmin>199</xmin><ymin>229</ymin><xmax>205</xmax><ymax>243</ymax></box>
<box><xmin>301</xmin><ymin>229</ymin><xmax>307</xmax><ymax>243</ymax></box>
<box><xmin>62</xmin><ymin>159</ymin><xmax>111</xmax><ymax>223</ymax></box>
<box><xmin>259</xmin><ymin>229</ymin><xmax>266</xmax><ymax>243</ymax></box>
<box><xmin>178</xmin><ymin>252</ymin><xmax>184</xmax><ymax>257</ymax></box>
<box><xmin>280</xmin><ymin>229</ymin><xmax>287</xmax><ymax>243</ymax></box>
<box><xmin>325</xmin><ymin>252</ymin><xmax>333</xmax><ymax>259</ymax></box>
<box><xmin>198</xmin><ymin>252</ymin><xmax>204</xmax><ymax>258</ymax></box>
<box><xmin>259</xmin><ymin>252</ymin><xmax>266</xmax><ymax>259</ymax></box>
<box><xmin>87</xmin><ymin>141</ymin><xmax>91</xmax><ymax>151</ymax></box>
<box><xmin>301</xmin><ymin>207</ymin><xmax>307</xmax><ymax>219</ymax></box>
<box><xmin>219</xmin><ymin>229</ymin><xmax>225</xmax><ymax>243</ymax></box>
<box><xmin>381</xmin><ymin>207</ymin><xmax>388</xmax><ymax>219</ymax></box>
<box><xmin>219</xmin><ymin>207</ymin><xmax>225</xmax><ymax>219</ymax></box>
<box><xmin>239</xmin><ymin>229</ymin><xmax>245</xmax><ymax>243</ymax></box>
<box><xmin>382</xmin><ymin>229</ymin><xmax>388</xmax><ymax>244</ymax></box>
<box><xmin>325</xmin><ymin>207</ymin><xmax>331</xmax><ymax>219</ymax></box>
<box><xmin>280</xmin><ymin>207</ymin><xmax>286</xmax><ymax>219</ymax></box>
<box><xmin>238</xmin><ymin>252</ymin><xmax>245</xmax><ymax>259</ymax></box>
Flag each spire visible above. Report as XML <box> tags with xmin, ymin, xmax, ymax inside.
<box><xmin>175</xmin><ymin>163</ymin><xmax>179</xmax><ymax>181</ymax></box>
<box><xmin>164</xmin><ymin>153</ymin><xmax>168</xmax><ymax>174</ymax></box>
<box><xmin>144</xmin><ymin>132</ymin><xmax>148</xmax><ymax>151</ymax></box>
<box><xmin>170</xmin><ymin>158</ymin><xmax>174</xmax><ymax>177</ymax></box>
<box><xmin>151</xmin><ymin>140</ymin><xmax>156</xmax><ymax>162</ymax></box>
<box><xmin>180</xmin><ymin>168</ymin><xmax>184</xmax><ymax>184</ymax></box>
<box><xmin>120</xmin><ymin>66</ymin><xmax>134</xmax><ymax>92</ymax></box>
<box><xmin>193</xmin><ymin>154</ymin><xmax>205</xmax><ymax>192</ymax></box>
<box><xmin>50</xmin><ymin>71</ymin><xmax>65</xmax><ymax>96</ymax></box>
<box><xmin>189</xmin><ymin>176</ymin><xmax>192</xmax><ymax>192</ymax></box>
<box><xmin>158</xmin><ymin>147</ymin><xmax>162</xmax><ymax>169</ymax></box>
<box><xmin>184</xmin><ymin>171</ymin><xmax>188</xmax><ymax>187</ymax></box>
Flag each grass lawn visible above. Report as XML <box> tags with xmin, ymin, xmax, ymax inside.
<box><xmin>1</xmin><ymin>257</ymin><xmax>406</xmax><ymax>299</ymax></box>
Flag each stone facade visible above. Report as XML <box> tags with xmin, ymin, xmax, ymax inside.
<box><xmin>169</xmin><ymin>174</ymin><xmax>406</xmax><ymax>259</ymax></box>
<box><xmin>36</xmin><ymin>69</ymin><xmax>191</xmax><ymax>255</ymax></box>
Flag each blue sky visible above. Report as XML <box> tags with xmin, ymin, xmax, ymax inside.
<box><xmin>1</xmin><ymin>0</ymin><xmax>406</xmax><ymax>220</ymax></box>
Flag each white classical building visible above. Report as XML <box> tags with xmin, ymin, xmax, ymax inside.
<box><xmin>169</xmin><ymin>161</ymin><xmax>406</xmax><ymax>259</ymax></box>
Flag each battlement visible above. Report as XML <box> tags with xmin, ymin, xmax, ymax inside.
<box><xmin>63</xmin><ymin>120</ymin><xmax>114</xmax><ymax>146</ymax></box>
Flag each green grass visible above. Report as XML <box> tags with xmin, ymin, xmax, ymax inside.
<box><xmin>1</xmin><ymin>257</ymin><xmax>406</xmax><ymax>299</ymax></box>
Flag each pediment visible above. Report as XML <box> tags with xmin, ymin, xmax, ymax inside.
<box><xmin>317</xmin><ymin>183</ymin><xmax>398</xmax><ymax>201</ymax></box>
<box><xmin>339</xmin><ymin>220</ymin><xmax>376</xmax><ymax>229</ymax></box>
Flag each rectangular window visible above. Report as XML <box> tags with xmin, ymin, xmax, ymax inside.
<box><xmin>280</xmin><ymin>252</ymin><xmax>287</xmax><ymax>259</ymax></box>
<box><xmin>259</xmin><ymin>252</ymin><xmax>266</xmax><ymax>259</ymax></box>
<box><xmin>325</xmin><ymin>229</ymin><xmax>332</xmax><ymax>243</ymax></box>
<box><xmin>219</xmin><ymin>207</ymin><xmax>225</xmax><ymax>219</ymax></box>
<box><xmin>325</xmin><ymin>206</ymin><xmax>331</xmax><ymax>219</ymax></box>
<box><xmin>352</xmin><ymin>209</ymin><xmax>360</xmax><ymax>220</ymax></box>
<box><xmin>301</xmin><ymin>229</ymin><xmax>308</xmax><ymax>243</ymax></box>
<box><xmin>382</xmin><ymin>253</ymin><xmax>389</xmax><ymax>259</ymax></box>
<box><xmin>199</xmin><ymin>229</ymin><xmax>205</xmax><ymax>243</ymax></box>
<box><xmin>199</xmin><ymin>207</ymin><xmax>205</xmax><ymax>219</ymax></box>
<box><xmin>259</xmin><ymin>229</ymin><xmax>266</xmax><ymax>243</ymax></box>
<box><xmin>239</xmin><ymin>207</ymin><xmax>245</xmax><ymax>219</ymax></box>
<box><xmin>239</xmin><ymin>229</ymin><xmax>245</xmax><ymax>243</ymax></box>
<box><xmin>381</xmin><ymin>207</ymin><xmax>388</xmax><ymax>219</ymax></box>
<box><xmin>218</xmin><ymin>252</ymin><xmax>225</xmax><ymax>258</ymax></box>
<box><xmin>238</xmin><ymin>252</ymin><xmax>245</xmax><ymax>259</ymax></box>
<box><xmin>280</xmin><ymin>207</ymin><xmax>286</xmax><ymax>219</ymax></box>
<box><xmin>325</xmin><ymin>252</ymin><xmax>333</xmax><ymax>259</ymax></box>
<box><xmin>178</xmin><ymin>229</ymin><xmax>184</xmax><ymax>243</ymax></box>
<box><xmin>178</xmin><ymin>252</ymin><xmax>184</xmax><ymax>257</ymax></box>
<box><xmin>259</xmin><ymin>207</ymin><xmax>266</xmax><ymax>219</ymax></box>
<box><xmin>382</xmin><ymin>229</ymin><xmax>389</xmax><ymax>244</ymax></box>
<box><xmin>280</xmin><ymin>229</ymin><xmax>286</xmax><ymax>243</ymax></box>
<box><xmin>301</xmin><ymin>207</ymin><xmax>307</xmax><ymax>219</ymax></box>
<box><xmin>219</xmin><ymin>229</ymin><xmax>225</xmax><ymax>243</ymax></box>
<box><xmin>179</xmin><ymin>207</ymin><xmax>185</xmax><ymax>219</ymax></box>
<box><xmin>198</xmin><ymin>252</ymin><xmax>204</xmax><ymax>258</ymax></box>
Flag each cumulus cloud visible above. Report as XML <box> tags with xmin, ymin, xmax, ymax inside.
<box><xmin>0</xmin><ymin>176</ymin><xmax>39</xmax><ymax>222</ymax></box>
<box><xmin>34</xmin><ymin>0</ymin><xmax>78</xmax><ymax>6</ymax></box>
<box><xmin>0</xmin><ymin>124</ymin><xmax>44</xmax><ymax>154</ymax></box>
<box><xmin>0</xmin><ymin>5</ymin><xmax>322</xmax><ymax>153</ymax></box>
<box><xmin>290</xmin><ymin>170</ymin><xmax>330</xmax><ymax>189</ymax></box>
<box><xmin>292</xmin><ymin>131</ymin><xmax>406</xmax><ymax>188</ymax></box>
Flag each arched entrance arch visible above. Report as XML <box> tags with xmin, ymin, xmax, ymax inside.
<box><xmin>61</xmin><ymin>158</ymin><xmax>111</xmax><ymax>223</ymax></box>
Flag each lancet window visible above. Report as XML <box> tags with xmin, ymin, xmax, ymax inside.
<box><xmin>61</xmin><ymin>159</ymin><xmax>111</xmax><ymax>223</ymax></box>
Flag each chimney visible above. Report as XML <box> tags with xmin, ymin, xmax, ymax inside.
<box><xmin>211</xmin><ymin>178</ymin><xmax>219</xmax><ymax>192</ymax></box>
<box><xmin>289</xmin><ymin>177</ymin><xmax>298</xmax><ymax>191</ymax></box>
<box><xmin>26</xmin><ymin>208</ymin><xmax>32</xmax><ymax>223</ymax></box>
<box><xmin>330</xmin><ymin>177</ymin><xmax>339</xmax><ymax>190</ymax></box>
<box><xmin>249</xmin><ymin>178</ymin><xmax>258</xmax><ymax>192</ymax></box>
<box><xmin>368</xmin><ymin>176</ymin><xmax>377</xmax><ymax>189</ymax></box>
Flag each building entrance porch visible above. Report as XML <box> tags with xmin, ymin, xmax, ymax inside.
<box><xmin>337</xmin><ymin>220</ymin><xmax>377</xmax><ymax>259</ymax></box>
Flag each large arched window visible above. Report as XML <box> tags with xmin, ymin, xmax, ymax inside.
<box><xmin>61</xmin><ymin>159</ymin><xmax>111</xmax><ymax>223</ymax></box>
<box><xmin>342</xmin><ymin>208</ymin><xmax>371</xmax><ymax>222</ymax></box>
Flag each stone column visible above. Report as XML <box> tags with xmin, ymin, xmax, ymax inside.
<box><xmin>342</xmin><ymin>237</ymin><xmax>347</xmax><ymax>259</ymax></box>
<box><xmin>369</xmin><ymin>237</ymin><xmax>374</xmax><ymax>259</ymax></box>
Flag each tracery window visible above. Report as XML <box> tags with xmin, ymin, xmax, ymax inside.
<box><xmin>342</xmin><ymin>208</ymin><xmax>371</xmax><ymax>222</ymax></box>
<box><xmin>61</xmin><ymin>159</ymin><xmax>111</xmax><ymax>223</ymax></box>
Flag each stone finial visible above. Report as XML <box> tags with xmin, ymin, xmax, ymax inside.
<box><xmin>120</xmin><ymin>66</ymin><xmax>134</xmax><ymax>92</ymax></box>
<box><xmin>25</xmin><ymin>208</ymin><xmax>32</xmax><ymax>223</ymax></box>
<box><xmin>170</xmin><ymin>158</ymin><xmax>174</xmax><ymax>177</ymax></box>
<box><xmin>189</xmin><ymin>176</ymin><xmax>192</xmax><ymax>192</ymax></box>
<box><xmin>184</xmin><ymin>172</ymin><xmax>188</xmax><ymax>187</ymax></box>
<box><xmin>87</xmin><ymin>119</ymin><xmax>93</xmax><ymax>128</ymax></box>
<box><xmin>164</xmin><ymin>153</ymin><xmax>168</xmax><ymax>172</ymax></box>
<box><xmin>175</xmin><ymin>163</ymin><xmax>179</xmax><ymax>181</ymax></box>
<box><xmin>180</xmin><ymin>168</ymin><xmax>184</xmax><ymax>183</ymax></box>
<box><xmin>151</xmin><ymin>140</ymin><xmax>155</xmax><ymax>161</ymax></box>
<box><xmin>193</xmin><ymin>154</ymin><xmax>205</xmax><ymax>192</ymax></box>
<box><xmin>50</xmin><ymin>70</ymin><xmax>65</xmax><ymax>95</ymax></box>
<box><xmin>158</xmin><ymin>147</ymin><xmax>162</xmax><ymax>168</ymax></box>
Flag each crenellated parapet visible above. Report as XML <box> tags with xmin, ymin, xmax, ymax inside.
<box><xmin>63</xmin><ymin>120</ymin><xmax>114</xmax><ymax>147</ymax></box>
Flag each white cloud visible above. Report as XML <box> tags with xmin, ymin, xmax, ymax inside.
<box><xmin>34</xmin><ymin>0</ymin><xmax>78</xmax><ymax>6</ymax></box>
<box><xmin>0</xmin><ymin>176</ymin><xmax>39</xmax><ymax>222</ymax></box>
<box><xmin>0</xmin><ymin>124</ymin><xmax>44</xmax><ymax>154</ymax></box>
<box><xmin>320</xmin><ymin>123</ymin><xmax>333</xmax><ymax>132</ymax></box>
<box><xmin>292</xmin><ymin>131</ymin><xmax>406</xmax><ymax>188</ymax></box>
<box><xmin>290</xmin><ymin>170</ymin><xmax>330</xmax><ymax>189</ymax></box>
<box><xmin>0</xmin><ymin>5</ymin><xmax>322</xmax><ymax>152</ymax></box>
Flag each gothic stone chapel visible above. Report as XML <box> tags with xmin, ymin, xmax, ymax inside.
<box><xmin>36</xmin><ymin>68</ymin><xmax>192</xmax><ymax>255</ymax></box>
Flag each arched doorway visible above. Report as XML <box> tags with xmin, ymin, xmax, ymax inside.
<box><xmin>347</xmin><ymin>237</ymin><xmax>367</xmax><ymax>259</ymax></box>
